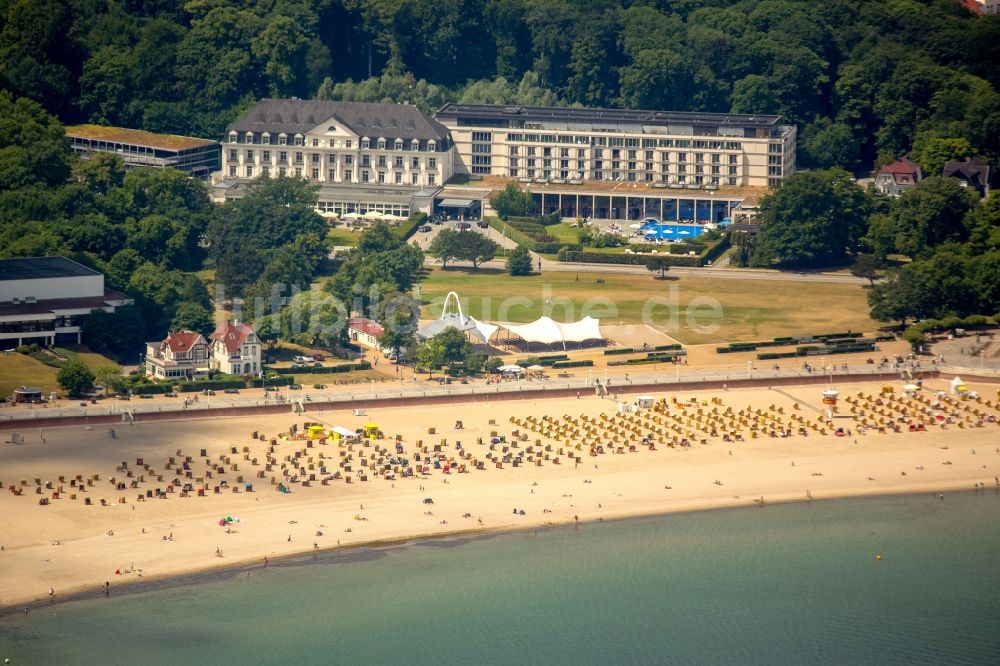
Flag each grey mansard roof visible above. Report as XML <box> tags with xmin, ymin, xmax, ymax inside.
<box><xmin>227</xmin><ymin>99</ymin><xmax>451</xmax><ymax>142</ymax></box>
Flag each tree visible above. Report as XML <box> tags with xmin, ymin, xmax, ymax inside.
<box><xmin>378</xmin><ymin>295</ymin><xmax>419</xmax><ymax>359</ymax></box>
<box><xmin>645</xmin><ymin>256</ymin><xmax>671</xmax><ymax>279</ymax></box>
<box><xmin>0</xmin><ymin>91</ymin><xmax>73</xmax><ymax>190</ymax></box>
<box><xmin>171</xmin><ymin>302</ymin><xmax>215</xmax><ymax>337</ymax></box>
<box><xmin>57</xmin><ymin>358</ymin><xmax>95</xmax><ymax>397</ymax></box>
<box><xmin>911</xmin><ymin>134</ymin><xmax>973</xmax><ymax>176</ymax></box>
<box><xmin>506</xmin><ymin>245</ymin><xmax>533</xmax><ymax>276</ymax></box>
<box><xmin>82</xmin><ymin>306</ymin><xmax>146</xmax><ymax>359</ymax></box>
<box><xmin>416</xmin><ymin>326</ymin><xmax>471</xmax><ymax>378</ymax></box>
<box><xmin>93</xmin><ymin>365</ymin><xmax>125</xmax><ymax>396</ymax></box>
<box><xmin>428</xmin><ymin>228</ymin><xmax>462</xmax><ymax>268</ymax></box>
<box><xmin>484</xmin><ymin>356</ymin><xmax>502</xmax><ymax>373</ymax></box>
<box><xmin>489</xmin><ymin>182</ymin><xmax>532</xmax><ymax>219</ymax></box>
<box><xmin>456</xmin><ymin>232</ymin><xmax>499</xmax><ymax>270</ymax></box>
<box><xmin>754</xmin><ymin>169</ymin><xmax>872</xmax><ymax>268</ymax></box>
<box><xmin>850</xmin><ymin>253</ymin><xmax>884</xmax><ymax>286</ymax></box>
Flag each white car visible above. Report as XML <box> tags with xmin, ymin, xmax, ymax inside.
<box><xmin>292</xmin><ymin>355</ymin><xmax>315</xmax><ymax>364</ymax></box>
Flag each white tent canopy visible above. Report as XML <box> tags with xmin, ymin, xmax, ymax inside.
<box><xmin>497</xmin><ymin>364</ymin><xmax>523</xmax><ymax>373</ymax></box>
<box><xmin>329</xmin><ymin>425</ymin><xmax>356</xmax><ymax>438</ymax></box>
<box><xmin>501</xmin><ymin>316</ymin><xmax>602</xmax><ymax>346</ymax></box>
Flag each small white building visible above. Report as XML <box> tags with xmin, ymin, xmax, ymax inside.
<box><xmin>348</xmin><ymin>317</ymin><xmax>385</xmax><ymax>350</ymax></box>
<box><xmin>209</xmin><ymin>319</ymin><xmax>261</xmax><ymax>375</ymax></box>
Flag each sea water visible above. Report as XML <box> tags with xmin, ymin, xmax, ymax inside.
<box><xmin>2</xmin><ymin>492</ymin><xmax>999</xmax><ymax>665</ymax></box>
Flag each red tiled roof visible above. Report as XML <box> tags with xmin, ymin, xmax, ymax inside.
<box><xmin>210</xmin><ymin>319</ymin><xmax>256</xmax><ymax>354</ymax></box>
<box><xmin>349</xmin><ymin>317</ymin><xmax>384</xmax><ymax>338</ymax></box>
<box><xmin>164</xmin><ymin>330</ymin><xmax>205</xmax><ymax>353</ymax></box>
<box><xmin>879</xmin><ymin>157</ymin><xmax>921</xmax><ymax>175</ymax></box>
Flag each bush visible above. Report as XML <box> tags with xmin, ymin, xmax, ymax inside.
<box><xmin>395</xmin><ymin>212</ymin><xmax>427</xmax><ymax>241</ymax></box>
<box><xmin>247</xmin><ymin>376</ymin><xmax>292</xmax><ymax>388</ymax></box>
<box><xmin>557</xmin><ymin>249</ymin><xmax>704</xmax><ymax>267</ymax></box>
<box><xmin>533</xmin><ymin>242</ymin><xmax>582</xmax><ymax>254</ymax></box>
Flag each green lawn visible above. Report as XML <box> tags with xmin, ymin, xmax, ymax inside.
<box><xmin>327</xmin><ymin>226</ymin><xmax>360</xmax><ymax>247</ymax></box>
<box><xmin>544</xmin><ymin>222</ymin><xmax>581</xmax><ymax>243</ymax></box>
<box><xmin>0</xmin><ymin>352</ymin><xmax>60</xmax><ymax>398</ymax></box>
<box><xmin>418</xmin><ymin>268</ymin><xmax>876</xmax><ymax>345</ymax></box>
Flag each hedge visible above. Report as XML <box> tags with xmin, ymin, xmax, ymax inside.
<box><xmin>176</xmin><ymin>378</ymin><xmax>246</xmax><ymax>393</ymax></box>
<box><xmin>271</xmin><ymin>361</ymin><xmax>372</xmax><ymax>375</ymax></box>
<box><xmin>557</xmin><ymin>249</ymin><xmax>704</xmax><ymax>267</ymax></box>
<box><xmin>486</xmin><ymin>216</ymin><xmax>537</xmax><ymax>250</ymax></box>
<box><xmin>534</xmin><ymin>242</ymin><xmax>582</xmax><ymax>254</ymax></box>
<box><xmin>516</xmin><ymin>354</ymin><xmax>569</xmax><ymax>367</ymax></box>
<box><xmin>130</xmin><ymin>383</ymin><xmax>173</xmax><ymax>395</ymax></box>
<box><xmin>604</xmin><ymin>347</ymin><xmax>636</xmax><ymax>356</ymax></box>
<box><xmin>248</xmin><ymin>377</ymin><xmax>292</xmax><ymax>388</ymax></box>
<box><xmin>653</xmin><ymin>343</ymin><xmax>683</xmax><ymax>351</ymax></box>
<box><xmin>551</xmin><ymin>359</ymin><xmax>594</xmax><ymax>368</ymax></box>
<box><xmin>395</xmin><ymin>212</ymin><xmax>427</xmax><ymax>241</ymax></box>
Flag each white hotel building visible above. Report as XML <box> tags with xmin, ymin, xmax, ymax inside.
<box><xmin>435</xmin><ymin>103</ymin><xmax>796</xmax><ymax>189</ymax></box>
<box><xmin>215</xmin><ymin>99</ymin><xmax>453</xmax><ymax>217</ymax></box>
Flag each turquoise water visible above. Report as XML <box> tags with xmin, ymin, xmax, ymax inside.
<box><xmin>642</xmin><ymin>223</ymin><xmax>706</xmax><ymax>240</ymax></box>
<box><xmin>3</xmin><ymin>493</ymin><xmax>1000</xmax><ymax>665</ymax></box>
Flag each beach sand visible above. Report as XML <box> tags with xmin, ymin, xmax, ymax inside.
<box><xmin>1</xmin><ymin>376</ymin><xmax>998</xmax><ymax>610</ymax></box>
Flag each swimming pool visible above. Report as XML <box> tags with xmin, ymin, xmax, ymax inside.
<box><xmin>640</xmin><ymin>223</ymin><xmax>706</xmax><ymax>240</ymax></box>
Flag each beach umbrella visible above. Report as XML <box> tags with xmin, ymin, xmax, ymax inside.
<box><xmin>527</xmin><ymin>364</ymin><xmax>545</xmax><ymax>371</ymax></box>
<box><xmin>490</xmin><ymin>437</ymin><xmax>501</xmax><ymax>444</ymax></box>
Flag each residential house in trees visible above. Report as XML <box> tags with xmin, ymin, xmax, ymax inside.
<box><xmin>942</xmin><ymin>158</ymin><xmax>993</xmax><ymax>198</ymax></box>
<box><xmin>874</xmin><ymin>158</ymin><xmax>922</xmax><ymax>196</ymax></box>
<box><xmin>209</xmin><ymin>319</ymin><xmax>261</xmax><ymax>375</ymax></box>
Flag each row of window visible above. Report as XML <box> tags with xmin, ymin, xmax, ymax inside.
<box><xmin>227</xmin><ymin>164</ymin><xmax>436</xmax><ymax>185</ymax></box>
<box><xmin>507</xmin><ymin>169</ymin><xmax>738</xmax><ymax>187</ymax></box>
<box><xmin>507</xmin><ymin>146</ymin><xmax>740</xmax><ymax>164</ymax></box>
<box><xmin>228</xmin><ymin>149</ymin><xmax>437</xmax><ymax>170</ymax></box>
<box><xmin>503</xmin><ymin>134</ymin><xmax>744</xmax><ymax>150</ymax></box>
<box><xmin>228</xmin><ymin>132</ymin><xmax>441</xmax><ymax>152</ymax></box>
<box><xmin>508</xmin><ymin>157</ymin><xmax>737</xmax><ymax>174</ymax></box>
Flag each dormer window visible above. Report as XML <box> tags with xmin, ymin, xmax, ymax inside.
<box><xmin>377</xmin><ymin>138</ymin><xmax>386</xmax><ymax>150</ymax></box>
<box><xmin>394</xmin><ymin>139</ymin><xmax>403</xmax><ymax>150</ymax></box>
<box><xmin>294</xmin><ymin>134</ymin><xmax>304</xmax><ymax>146</ymax></box>
<box><xmin>278</xmin><ymin>134</ymin><xmax>287</xmax><ymax>146</ymax></box>
<box><xmin>411</xmin><ymin>139</ymin><xmax>419</xmax><ymax>151</ymax></box>
<box><xmin>229</xmin><ymin>132</ymin><xmax>238</xmax><ymax>143</ymax></box>
<box><xmin>245</xmin><ymin>132</ymin><xmax>254</xmax><ymax>144</ymax></box>
<box><xmin>428</xmin><ymin>140</ymin><xmax>436</xmax><ymax>152</ymax></box>
<box><xmin>328</xmin><ymin>125</ymin><xmax>336</xmax><ymax>131</ymax></box>
<box><xmin>361</xmin><ymin>138</ymin><xmax>370</xmax><ymax>150</ymax></box>
<box><xmin>262</xmin><ymin>133</ymin><xmax>270</xmax><ymax>145</ymax></box>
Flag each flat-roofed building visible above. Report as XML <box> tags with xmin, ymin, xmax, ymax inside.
<box><xmin>435</xmin><ymin>103</ymin><xmax>796</xmax><ymax>189</ymax></box>
<box><xmin>0</xmin><ymin>257</ymin><xmax>132</xmax><ymax>349</ymax></box>
<box><xmin>216</xmin><ymin>99</ymin><xmax>454</xmax><ymax>217</ymax></box>
<box><xmin>66</xmin><ymin>124</ymin><xmax>220</xmax><ymax>179</ymax></box>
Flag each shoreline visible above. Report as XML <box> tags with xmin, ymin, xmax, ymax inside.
<box><xmin>2</xmin><ymin>376</ymin><xmax>998</xmax><ymax>615</ymax></box>
<box><xmin>3</xmin><ymin>484</ymin><xmax>993</xmax><ymax>617</ymax></box>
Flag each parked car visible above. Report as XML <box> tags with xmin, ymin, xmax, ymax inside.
<box><xmin>224</xmin><ymin>388</ymin><xmax>239</xmax><ymax>394</ymax></box>
<box><xmin>313</xmin><ymin>354</ymin><xmax>325</xmax><ymax>361</ymax></box>
<box><xmin>456</xmin><ymin>222</ymin><xmax>471</xmax><ymax>230</ymax></box>
<box><xmin>476</xmin><ymin>220</ymin><xmax>489</xmax><ymax>228</ymax></box>
<box><xmin>418</xmin><ymin>225</ymin><xmax>432</xmax><ymax>232</ymax></box>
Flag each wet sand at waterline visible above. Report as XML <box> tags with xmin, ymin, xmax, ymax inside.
<box><xmin>1</xmin><ymin>376</ymin><xmax>998</xmax><ymax>610</ymax></box>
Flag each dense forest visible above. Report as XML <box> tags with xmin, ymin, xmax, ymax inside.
<box><xmin>1</xmin><ymin>0</ymin><xmax>998</xmax><ymax>172</ymax></box>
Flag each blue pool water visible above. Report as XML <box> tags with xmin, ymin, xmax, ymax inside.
<box><xmin>641</xmin><ymin>222</ymin><xmax>706</xmax><ymax>240</ymax></box>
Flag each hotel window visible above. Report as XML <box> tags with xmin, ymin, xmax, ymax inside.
<box><xmin>312</xmin><ymin>168</ymin><xmax>319</xmax><ymax>179</ymax></box>
<box><xmin>612</xmin><ymin>149</ymin><xmax>621</xmax><ymax>159</ymax></box>
<box><xmin>472</xmin><ymin>132</ymin><xmax>492</xmax><ymax>141</ymax></box>
<box><xmin>229</xmin><ymin>165</ymin><xmax>237</xmax><ymax>176</ymax></box>
<box><xmin>678</xmin><ymin>164</ymin><xmax>687</xmax><ymax>173</ymax></box>
<box><xmin>627</xmin><ymin>150</ymin><xmax>636</xmax><ymax>160</ymax></box>
<box><xmin>246</xmin><ymin>149</ymin><xmax>253</xmax><ymax>160</ymax></box>
<box><xmin>245</xmin><ymin>132</ymin><xmax>254</xmax><ymax>143</ymax></box>
<box><xmin>594</xmin><ymin>149</ymin><xmax>603</xmax><ymax>158</ymax></box>
<box><xmin>361</xmin><ymin>170</ymin><xmax>369</xmax><ymax>182</ymax></box>
<box><xmin>327</xmin><ymin>153</ymin><xmax>336</xmax><ymax>164</ymax></box>
<box><xmin>411</xmin><ymin>139</ymin><xmax>419</xmax><ymax>151</ymax></box>
<box><xmin>428</xmin><ymin>140</ymin><xmax>436</xmax><ymax>152</ymax></box>
<box><xmin>294</xmin><ymin>167</ymin><xmax>302</xmax><ymax>177</ymax></box>
<box><xmin>262</xmin><ymin>134</ymin><xmax>270</xmax><ymax>145</ymax></box>
<box><xmin>412</xmin><ymin>157</ymin><xmax>419</xmax><ymax>169</ymax></box>
<box><xmin>279</xmin><ymin>167</ymin><xmax>286</xmax><ymax>176</ymax></box>
<box><xmin>509</xmin><ymin>146</ymin><xmax>519</xmax><ymax>156</ymax></box>
<box><xmin>294</xmin><ymin>153</ymin><xmax>303</xmax><ymax>165</ymax></box>
<box><xmin>509</xmin><ymin>168</ymin><xmax>519</xmax><ymax>177</ymax></box>
<box><xmin>695</xmin><ymin>153</ymin><xmax>704</xmax><ymax>163</ymax></box>
<box><xmin>344</xmin><ymin>155</ymin><xmax>353</xmax><ymax>165</ymax></box>
<box><xmin>394</xmin><ymin>139</ymin><xmax>403</xmax><ymax>150</ymax></box>
<box><xmin>278</xmin><ymin>135</ymin><xmax>287</xmax><ymax>145</ymax></box>
<box><xmin>645</xmin><ymin>162</ymin><xmax>653</xmax><ymax>172</ymax></box>
<box><xmin>378</xmin><ymin>155</ymin><xmax>386</xmax><ymax>167</ymax></box>
<box><xmin>428</xmin><ymin>157</ymin><xmax>437</xmax><ymax>169</ymax></box>
<box><xmin>428</xmin><ymin>174</ymin><xmax>436</xmax><ymax>185</ymax></box>
<box><xmin>346</xmin><ymin>140</ymin><xmax>353</xmax><ymax>149</ymax></box>
<box><xmin>644</xmin><ymin>173</ymin><xmax>653</xmax><ymax>182</ymax></box>
<box><xmin>510</xmin><ymin>158</ymin><xmax>519</xmax><ymax>167</ymax></box>
<box><xmin>345</xmin><ymin>169</ymin><xmax>352</xmax><ymax>181</ymax></box>
<box><xmin>262</xmin><ymin>150</ymin><xmax>270</xmax><ymax>161</ymax></box>
<box><xmin>228</xmin><ymin>132</ymin><xmax>237</xmax><ymax>143</ymax></box>
<box><xmin>526</xmin><ymin>169</ymin><xmax>536</xmax><ymax>178</ymax></box>
<box><xmin>711</xmin><ymin>154</ymin><xmax>721</xmax><ymax>164</ymax></box>
<box><xmin>527</xmin><ymin>147</ymin><xmax>536</xmax><ymax>157</ymax></box>
<box><xmin>229</xmin><ymin>149</ymin><xmax>237</xmax><ymax>161</ymax></box>
<box><xmin>577</xmin><ymin>148</ymin><xmax>586</xmax><ymax>158</ymax></box>
<box><xmin>361</xmin><ymin>138</ymin><xmax>370</xmax><ymax>149</ymax></box>
<box><xmin>294</xmin><ymin>136</ymin><xmax>304</xmax><ymax>146</ymax></box>
<box><xmin>560</xmin><ymin>160</ymin><xmax>569</xmax><ymax>169</ymax></box>
<box><xmin>312</xmin><ymin>138</ymin><xmax>319</xmax><ymax>147</ymax></box>
<box><xmin>627</xmin><ymin>161</ymin><xmax>636</xmax><ymax>171</ymax></box>
<box><xmin>328</xmin><ymin>139</ymin><xmax>336</xmax><ymax>147</ymax></box>
<box><xmin>412</xmin><ymin>173</ymin><xmax>419</xmax><ymax>185</ymax></box>
<box><xmin>560</xmin><ymin>148</ymin><xmax>569</xmax><ymax>158</ymax></box>
<box><xmin>711</xmin><ymin>166</ymin><xmax>720</xmax><ymax>175</ymax></box>
<box><xmin>246</xmin><ymin>165</ymin><xmax>253</xmax><ymax>177</ymax></box>
<box><xmin>377</xmin><ymin>171</ymin><xmax>385</xmax><ymax>183</ymax></box>
<box><xmin>395</xmin><ymin>156</ymin><xmax>403</xmax><ymax>167</ymax></box>
<box><xmin>728</xmin><ymin>177</ymin><xmax>738</xmax><ymax>186</ymax></box>
<box><xmin>678</xmin><ymin>153</ymin><xmax>687</xmax><ymax>163</ymax></box>
<box><xmin>543</xmin><ymin>147</ymin><xmax>552</xmax><ymax>157</ymax></box>
<box><xmin>728</xmin><ymin>166</ymin><xmax>737</xmax><ymax>175</ymax></box>
<box><xmin>768</xmin><ymin>166</ymin><xmax>782</xmax><ymax>175</ymax></box>
<box><xmin>729</xmin><ymin>154</ymin><xmax>738</xmax><ymax>164</ymax></box>
<box><xmin>377</xmin><ymin>138</ymin><xmax>386</xmax><ymax>149</ymax></box>
<box><xmin>612</xmin><ymin>161</ymin><xmax>620</xmax><ymax>170</ymax></box>
<box><xmin>362</xmin><ymin>155</ymin><xmax>370</xmax><ymax>167</ymax></box>
<box><xmin>395</xmin><ymin>172</ymin><xmax>402</xmax><ymax>184</ymax></box>
<box><xmin>262</xmin><ymin>166</ymin><xmax>270</xmax><ymax>176</ymax></box>
<box><xmin>695</xmin><ymin>165</ymin><xmax>704</xmax><ymax>174</ymax></box>
<box><xmin>329</xmin><ymin>169</ymin><xmax>336</xmax><ymax>180</ymax></box>
<box><xmin>312</xmin><ymin>153</ymin><xmax>320</xmax><ymax>163</ymax></box>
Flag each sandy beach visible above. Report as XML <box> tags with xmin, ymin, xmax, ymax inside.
<box><xmin>2</xmin><ymin>375</ymin><xmax>998</xmax><ymax>611</ymax></box>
